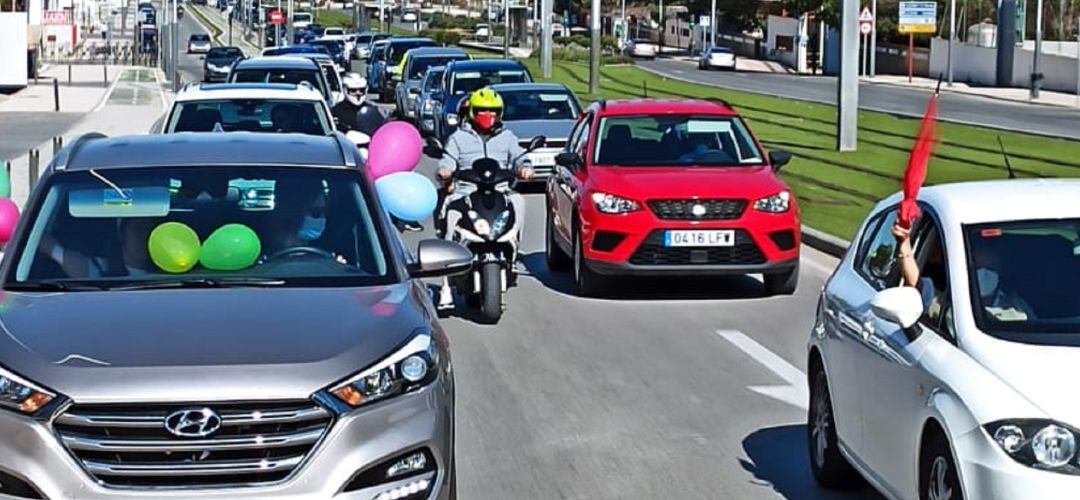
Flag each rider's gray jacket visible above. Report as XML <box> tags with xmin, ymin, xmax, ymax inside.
<box><xmin>438</xmin><ymin>122</ymin><xmax>531</xmax><ymax>187</ymax></box>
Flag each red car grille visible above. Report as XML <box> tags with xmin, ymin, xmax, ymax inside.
<box><xmin>646</xmin><ymin>199</ymin><xmax>746</xmax><ymax>220</ymax></box>
<box><xmin>629</xmin><ymin>229</ymin><xmax>765</xmax><ymax>266</ymax></box>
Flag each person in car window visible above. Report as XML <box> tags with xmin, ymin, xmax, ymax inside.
<box><xmin>271</xmin><ymin>104</ymin><xmax>302</xmax><ymax>133</ymax></box>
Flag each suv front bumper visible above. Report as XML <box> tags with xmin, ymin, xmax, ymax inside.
<box><xmin>0</xmin><ymin>381</ymin><xmax>453</xmax><ymax>499</ymax></box>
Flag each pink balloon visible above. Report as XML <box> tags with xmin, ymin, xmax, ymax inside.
<box><xmin>368</xmin><ymin>121</ymin><xmax>423</xmax><ymax>180</ymax></box>
<box><xmin>0</xmin><ymin>198</ymin><xmax>18</xmax><ymax>244</ymax></box>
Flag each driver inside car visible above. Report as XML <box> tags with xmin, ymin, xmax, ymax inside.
<box><xmin>434</xmin><ymin>88</ymin><xmax>533</xmax><ymax>309</ymax></box>
<box><xmin>260</xmin><ymin>180</ymin><xmax>339</xmax><ymax>263</ymax></box>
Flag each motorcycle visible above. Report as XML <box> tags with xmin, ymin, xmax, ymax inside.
<box><xmin>427</xmin><ymin>135</ymin><xmax>545</xmax><ymax>323</ymax></box>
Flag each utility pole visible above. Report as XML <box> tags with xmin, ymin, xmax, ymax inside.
<box><xmin>588</xmin><ymin>0</ymin><xmax>599</xmax><ymax>94</ymax></box>
<box><xmin>287</xmin><ymin>0</ymin><xmax>294</xmax><ymax>45</ymax></box>
<box><xmin>837</xmin><ymin>0</ymin><xmax>859</xmax><ymax>150</ymax></box>
<box><xmin>1031</xmin><ymin>0</ymin><xmax>1043</xmax><ymax>98</ymax></box>
<box><xmin>947</xmin><ymin>0</ymin><xmax>955</xmax><ymax>86</ymax></box>
<box><xmin>869</xmin><ymin>0</ymin><xmax>876</xmax><ymax>76</ymax></box>
<box><xmin>502</xmin><ymin>0</ymin><xmax>509</xmax><ymax>58</ymax></box>
<box><xmin>658</xmin><ymin>0</ymin><xmax>663</xmax><ymax>51</ymax></box>
<box><xmin>541</xmin><ymin>0</ymin><xmax>551</xmax><ymax>77</ymax></box>
<box><xmin>709</xmin><ymin>0</ymin><xmax>715</xmax><ymax>47</ymax></box>
<box><xmin>378</xmin><ymin>0</ymin><xmax>383</xmax><ymax>32</ymax></box>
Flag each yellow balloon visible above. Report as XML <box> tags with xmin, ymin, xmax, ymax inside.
<box><xmin>147</xmin><ymin>222</ymin><xmax>201</xmax><ymax>273</ymax></box>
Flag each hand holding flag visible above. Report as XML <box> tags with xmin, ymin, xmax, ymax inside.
<box><xmin>898</xmin><ymin>80</ymin><xmax>941</xmax><ymax>229</ymax></box>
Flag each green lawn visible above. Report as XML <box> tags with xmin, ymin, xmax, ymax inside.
<box><xmin>518</xmin><ymin>59</ymin><xmax>1080</xmax><ymax>240</ymax></box>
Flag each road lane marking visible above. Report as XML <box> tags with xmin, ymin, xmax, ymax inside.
<box><xmin>801</xmin><ymin>254</ymin><xmax>836</xmax><ymax>277</ymax></box>
<box><xmin>715</xmin><ymin>329</ymin><xmax>808</xmax><ymax>410</ymax></box>
<box><xmin>92</xmin><ymin>67</ymin><xmax>127</xmax><ymax>112</ymax></box>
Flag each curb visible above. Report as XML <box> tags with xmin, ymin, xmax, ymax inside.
<box><xmin>801</xmin><ymin>225</ymin><xmax>849</xmax><ymax>258</ymax></box>
<box><xmin>864</xmin><ymin>79</ymin><xmax>1080</xmax><ymax>111</ymax></box>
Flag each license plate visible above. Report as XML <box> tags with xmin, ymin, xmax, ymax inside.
<box><xmin>664</xmin><ymin>230</ymin><xmax>735</xmax><ymax>247</ymax></box>
<box><xmin>530</xmin><ymin>152</ymin><xmax>556</xmax><ymax>166</ymax></box>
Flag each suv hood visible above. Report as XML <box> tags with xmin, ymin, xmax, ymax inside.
<box><xmin>968</xmin><ymin>336</ymin><xmax>1080</xmax><ymax>424</ymax></box>
<box><xmin>587</xmin><ymin>165</ymin><xmax>787</xmax><ymax>200</ymax></box>
<box><xmin>0</xmin><ymin>284</ymin><xmax>428</xmax><ymax>403</ymax></box>
<box><xmin>205</xmin><ymin>55</ymin><xmax>239</xmax><ymax>67</ymax></box>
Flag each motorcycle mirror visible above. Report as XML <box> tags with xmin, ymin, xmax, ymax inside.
<box><xmin>526</xmin><ymin>135</ymin><xmax>546</xmax><ymax>152</ymax></box>
<box><xmin>423</xmin><ymin>137</ymin><xmax>445</xmax><ymax>159</ymax></box>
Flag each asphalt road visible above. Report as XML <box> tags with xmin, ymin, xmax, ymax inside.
<box><xmin>0</xmin><ymin>112</ymin><xmax>83</xmax><ymax>162</ymax></box>
<box><xmin>639</xmin><ymin>58</ymin><xmax>1080</xmax><ymax>141</ymax></box>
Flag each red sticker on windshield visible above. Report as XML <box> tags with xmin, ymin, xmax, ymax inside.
<box><xmin>981</xmin><ymin>228</ymin><xmax>1002</xmax><ymax>238</ymax></box>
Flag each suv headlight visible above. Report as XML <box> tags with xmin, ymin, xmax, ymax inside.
<box><xmin>0</xmin><ymin>365</ymin><xmax>55</xmax><ymax>415</ymax></box>
<box><xmin>986</xmin><ymin>420</ymin><xmax>1080</xmax><ymax>473</ymax></box>
<box><xmin>753</xmin><ymin>190</ymin><xmax>791</xmax><ymax>213</ymax></box>
<box><xmin>329</xmin><ymin>329</ymin><xmax>438</xmax><ymax>409</ymax></box>
<box><xmin>591</xmin><ymin>192</ymin><xmax>640</xmax><ymax>214</ymax></box>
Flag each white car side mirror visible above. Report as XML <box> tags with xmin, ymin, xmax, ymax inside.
<box><xmin>871</xmin><ymin>287</ymin><xmax>924</xmax><ymax>329</ymax></box>
<box><xmin>346</xmin><ymin>130</ymin><xmax>371</xmax><ymax>146</ymax></box>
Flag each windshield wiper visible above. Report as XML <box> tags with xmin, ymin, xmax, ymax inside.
<box><xmin>110</xmin><ymin>278</ymin><xmax>286</xmax><ymax>291</ymax></box>
<box><xmin>4</xmin><ymin>282</ymin><xmax>107</xmax><ymax>291</ymax></box>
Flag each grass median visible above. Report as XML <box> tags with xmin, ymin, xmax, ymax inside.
<box><xmin>518</xmin><ymin>58</ymin><xmax>1080</xmax><ymax>240</ymax></box>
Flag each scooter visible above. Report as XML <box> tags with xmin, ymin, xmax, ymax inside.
<box><xmin>427</xmin><ymin>135</ymin><xmax>545</xmax><ymax>323</ymax></box>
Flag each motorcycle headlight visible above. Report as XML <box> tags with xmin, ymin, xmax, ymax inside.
<box><xmin>491</xmin><ymin>210</ymin><xmax>511</xmax><ymax>236</ymax></box>
<box><xmin>329</xmin><ymin>329</ymin><xmax>438</xmax><ymax>410</ymax></box>
<box><xmin>0</xmin><ymin>365</ymin><xmax>55</xmax><ymax>415</ymax></box>
<box><xmin>591</xmin><ymin>192</ymin><xmax>640</xmax><ymax>214</ymax></box>
<box><xmin>753</xmin><ymin>190</ymin><xmax>791</xmax><ymax>213</ymax></box>
<box><xmin>446</xmin><ymin>113</ymin><xmax>459</xmax><ymax>127</ymax></box>
<box><xmin>986</xmin><ymin>420</ymin><xmax>1080</xmax><ymax>474</ymax></box>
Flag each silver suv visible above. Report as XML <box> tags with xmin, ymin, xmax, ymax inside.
<box><xmin>0</xmin><ymin>132</ymin><xmax>468</xmax><ymax>499</ymax></box>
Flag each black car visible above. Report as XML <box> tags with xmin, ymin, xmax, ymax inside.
<box><xmin>309</xmin><ymin>39</ymin><xmax>348</xmax><ymax>69</ymax></box>
<box><xmin>202</xmin><ymin>46</ymin><xmax>245</xmax><ymax>82</ymax></box>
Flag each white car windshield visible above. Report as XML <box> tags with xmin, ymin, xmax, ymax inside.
<box><xmin>965</xmin><ymin>219</ymin><xmax>1080</xmax><ymax>335</ymax></box>
<box><xmin>167</xmin><ymin>99</ymin><xmax>332</xmax><ymax>134</ymax></box>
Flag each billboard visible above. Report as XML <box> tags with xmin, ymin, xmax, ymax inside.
<box><xmin>899</xmin><ymin>1</ymin><xmax>936</xmax><ymax>35</ymax></box>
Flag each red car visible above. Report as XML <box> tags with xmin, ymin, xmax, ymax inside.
<box><xmin>545</xmin><ymin>98</ymin><xmax>800</xmax><ymax>296</ymax></box>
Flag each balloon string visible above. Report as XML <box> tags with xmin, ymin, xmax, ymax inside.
<box><xmin>89</xmin><ymin>169</ymin><xmax>128</xmax><ymax>200</ymax></box>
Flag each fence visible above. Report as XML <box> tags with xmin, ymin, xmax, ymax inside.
<box><xmin>41</xmin><ymin>40</ymin><xmax>158</xmax><ymax>67</ymax></box>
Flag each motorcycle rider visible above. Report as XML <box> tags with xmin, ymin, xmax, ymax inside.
<box><xmin>435</xmin><ymin>88</ymin><xmax>533</xmax><ymax>309</ymax></box>
<box><xmin>331</xmin><ymin>73</ymin><xmax>367</xmax><ymax>134</ymax></box>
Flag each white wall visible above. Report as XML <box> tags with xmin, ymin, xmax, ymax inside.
<box><xmin>766</xmin><ymin>14</ymin><xmax>799</xmax><ymax>69</ymax></box>
<box><xmin>930</xmin><ymin>36</ymin><xmax>1080</xmax><ymax>93</ymax></box>
<box><xmin>0</xmin><ymin>13</ymin><xmax>29</xmax><ymax>88</ymax></box>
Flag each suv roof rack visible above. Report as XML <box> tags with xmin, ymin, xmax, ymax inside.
<box><xmin>53</xmin><ymin>132</ymin><xmax>108</xmax><ymax>172</ymax></box>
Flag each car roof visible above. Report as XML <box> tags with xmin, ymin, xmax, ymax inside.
<box><xmin>174</xmin><ymin>83</ymin><xmax>327</xmax><ymax>102</ymax></box>
<box><xmin>387</xmin><ymin>37</ymin><xmax>433</xmax><ymax>45</ymax></box>
<box><xmin>235</xmin><ymin>56</ymin><xmax>320</xmax><ymax>69</ymax></box>
<box><xmin>487</xmin><ymin>83</ymin><xmax>571</xmax><ymax>93</ymax></box>
<box><xmin>54</xmin><ymin>133</ymin><xmax>359</xmax><ymax>172</ymax></box>
<box><xmin>407</xmin><ymin>47</ymin><xmax>467</xmax><ymax>58</ymax></box>
<box><xmin>291</xmin><ymin>53</ymin><xmax>334</xmax><ymax>62</ymax></box>
<box><xmin>591</xmin><ymin>98</ymin><xmax>737</xmax><ymax>117</ymax></box>
<box><xmin>877</xmin><ymin>179</ymin><xmax>1080</xmax><ymax>225</ymax></box>
<box><xmin>446</xmin><ymin>59</ymin><xmax>525</xmax><ymax>71</ymax></box>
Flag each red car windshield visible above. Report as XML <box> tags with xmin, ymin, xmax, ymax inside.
<box><xmin>592</xmin><ymin>115</ymin><xmax>765</xmax><ymax>167</ymax></box>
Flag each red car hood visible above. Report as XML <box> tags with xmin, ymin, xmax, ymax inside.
<box><xmin>586</xmin><ymin>165</ymin><xmax>788</xmax><ymax>200</ymax></box>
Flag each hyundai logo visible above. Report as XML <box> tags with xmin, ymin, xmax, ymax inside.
<box><xmin>164</xmin><ymin>407</ymin><xmax>222</xmax><ymax>438</ymax></box>
<box><xmin>691</xmin><ymin>204</ymin><xmax>707</xmax><ymax>217</ymax></box>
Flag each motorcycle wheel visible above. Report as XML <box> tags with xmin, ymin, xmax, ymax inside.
<box><xmin>479</xmin><ymin>262</ymin><xmax>502</xmax><ymax>324</ymax></box>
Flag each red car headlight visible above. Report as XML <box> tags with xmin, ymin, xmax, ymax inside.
<box><xmin>753</xmin><ymin>191</ymin><xmax>792</xmax><ymax>213</ymax></box>
<box><xmin>591</xmin><ymin>192</ymin><xmax>641</xmax><ymax>214</ymax></box>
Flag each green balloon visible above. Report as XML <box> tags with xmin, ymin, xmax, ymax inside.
<box><xmin>148</xmin><ymin>222</ymin><xmax>200</xmax><ymax>273</ymax></box>
<box><xmin>199</xmin><ymin>224</ymin><xmax>262</xmax><ymax>271</ymax></box>
<box><xmin>0</xmin><ymin>167</ymin><xmax>10</xmax><ymax>198</ymax></box>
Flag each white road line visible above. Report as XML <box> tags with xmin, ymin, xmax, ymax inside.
<box><xmin>716</xmin><ymin>329</ymin><xmax>808</xmax><ymax>410</ymax></box>
<box><xmin>801</xmin><ymin>254</ymin><xmax>836</xmax><ymax>277</ymax></box>
<box><xmin>92</xmin><ymin>67</ymin><xmax>125</xmax><ymax>112</ymax></box>
<box><xmin>153</xmin><ymin>68</ymin><xmax>169</xmax><ymax>110</ymax></box>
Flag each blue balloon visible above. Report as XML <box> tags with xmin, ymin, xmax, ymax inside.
<box><xmin>375</xmin><ymin>171</ymin><xmax>438</xmax><ymax>223</ymax></box>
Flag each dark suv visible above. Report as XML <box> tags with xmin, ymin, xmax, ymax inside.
<box><xmin>0</xmin><ymin>132</ymin><xmax>469</xmax><ymax>499</ymax></box>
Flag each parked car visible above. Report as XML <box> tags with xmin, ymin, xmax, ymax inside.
<box><xmin>487</xmin><ymin>82</ymin><xmax>581</xmax><ymax>183</ymax></box>
<box><xmin>292</xmin><ymin>11</ymin><xmax>313</xmax><ymax>28</ymax></box>
<box><xmin>201</xmin><ymin>45</ymin><xmax>245</xmax><ymax>82</ymax></box>
<box><xmin>431</xmin><ymin>59</ymin><xmax>532</xmax><ymax>141</ymax></box>
<box><xmin>699</xmin><ymin>46</ymin><xmax>736</xmax><ymax>70</ymax></box>
<box><xmin>808</xmin><ymin>179</ymin><xmax>1080</xmax><ymax>500</ymax></box>
<box><xmin>394</xmin><ymin>47</ymin><xmax>469</xmax><ymax>120</ymax></box>
<box><xmin>623</xmin><ymin>38</ymin><xmax>656</xmax><ymax>59</ymax></box>
<box><xmin>380</xmin><ymin>38</ymin><xmax>436</xmax><ymax>102</ymax></box>
<box><xmin>401</xmin><ymin>9</ymin><xmax>418</xmax><ymax>22</ymax></box>
<box><xmin>187</xmin><ymin>33</ymin><xmax>212</xmax><ymax>53</ymax></box>
<box><xmin>160</xmin><ymin>82</ymin><xmax>335</xmax><ymax>136</ymax></box>
<box><xmin>474</xmin><ymin>23</ymin><xmax>490</xmax><ymax>38</ymax></box>
<box><xmin>545</xmin><ymin>98</ymin><xmax>798</xmax><ymax>296</ymax></box>
<box><xmin>229</xmin><ymin>56</ymin><xmax>334</xmax><ymax>107</ymax></box>
<box><xmin>416</xmin><ymin>65</ymin><xmax>446</xmax><ymax>135</ymax></box>
<box><xmin>0</xmin><ymin>131</ymin><xmax>469</xmax><ymax>499</ymax></box>
<box><xmin>366</xmin><ymin>39</ymin><xmax>391</xmax><ymax>99</ymax></box>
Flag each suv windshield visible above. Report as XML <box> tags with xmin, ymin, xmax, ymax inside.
<box><xmin>190</xmin><ymin>34</ymin><xmax>210</xmax><ymax>42</ymax></box>
<box><xmin>500</xmin><ymin>89</ymin><xmax>579</xmax><ymax>120</ymax></box>
<box><xmin>424</xmin><ymin>69</ymin><xmax>444</xmax><ymax>91</ymax></box>
<box><xmin>965</xmin><ymin>219</ymin><xmax>1080</xmax><ymax>335</ymax></box>
<box><xmin>7</xmin><ymin>167</ymin><xmax>392</xmax><ymax>290</ymax></box>
<box><xmin>387</xmin><ymin>41</ymin><xmax>435</xmax><ymax>65</ymax></box>
<box><xmin>207</xmin><ymin>47</ymin><xmax>242</xmax><ymax>58</ymax></box>
<box><xmin>450</xmin><ymin>68</ymin><xmax>528</xmax><ymax>95</ymax></box>
<box><xmin>232</xmin><ymin>68</ymin><xmax>328</xmax><ymax>98</ymax></box>
<box><xmin>593</xmin><ymin>115</ymin><xmax>765</xmax><ymax>166</ymax></box>
<box><xmin>167</xmin><ymin>99</ymin><xmax>332</xmax><ymax>134</ymax></box>
<box><xmin>407</xmin><ymin>56</ymin><xmax>466</xmax><ymax>80</ymax></box>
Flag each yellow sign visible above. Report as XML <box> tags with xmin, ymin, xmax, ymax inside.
<box><xmin>899</xmin><ymin>24</ymin><xmax>936</xmax><ymax>34</ymax></box>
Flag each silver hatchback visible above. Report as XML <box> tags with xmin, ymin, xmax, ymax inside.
<box><xmin>0</xmin><ymin>132</ymin><xmax>469</xmax><ymax>499</ymax></box>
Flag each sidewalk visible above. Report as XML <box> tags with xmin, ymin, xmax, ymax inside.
<box><xmin>2</xmin><ymin>67</ymin><xmax>169</xmax><ymax>208</ymax></box>
<box><xmin>866</xmin><ymin>74</ymin><xmax>1080</xmax><ymax>109</ymax></box>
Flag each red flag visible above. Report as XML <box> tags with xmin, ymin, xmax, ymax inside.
<box><xmin>899</xmin><ymin>91</ymin><xmax>939</xmax><ymax>229</ymax></box>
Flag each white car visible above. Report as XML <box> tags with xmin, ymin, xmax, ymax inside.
<box><xmin>624</xmin><ymin>38</ymin><xmax>657</xmax><ymax>59</ymax></box>
<box><xmin>187</xmin><ymin>33</ymin><xmax>212</xmax><ymax>54</ymax></box>
<box><xmin>401</xmin><ymin>10</ymin><xmax>418</xmax><ymax>22</ymax></box>
<box><xmin>699</xmin><ymin>46</ymin><xmax>736</xmax><ymax>70</ymax></box>
<box><xmin>161</xmin><ymin>82</ymin><xmax>336</xmax><ymax>136</ymax></box>
<box><xmin>808</xmin><ymin>179</ymin><xmax>1080</xmax><ymax>500</ymax></box>
<box><xmin>292</xmin><ymin>11</ymin><xmax>312</xmax><ymax>28</ymax></box>
<box><xmin>320</xmin><ymin>29</ymin><xmax>354</xmax><ymax>56</ymax></box>
<box><xmin>474</xmin><ymin>23</ymin><xmax>490</xmax><ymax>38</ymax></box>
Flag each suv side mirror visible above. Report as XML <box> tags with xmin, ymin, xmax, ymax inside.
<box><xmin>409</xmin><ymin>239</ymin><xmax>472</xmax><ymax>278</ymax></box>
<box><xmin>768</xmin><ymin>150</ymin><xmax>792</xmax><ymax>171</ymax></box>
<box><xmin>870</xmin><ymin>287</ymin><xmax>924</xmax><ymax>329</ymax></box>
<box><xmin>555</xmin><ymin>151</ymin><xmax>581</xmax><ymax>169</ymax></box>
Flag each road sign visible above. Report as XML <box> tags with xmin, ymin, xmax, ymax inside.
<box><xmin>269</xmin><ymin>9</ymin><xmax>284</xmax><ymax>24</ymax></box>
<box><xmin>858</xmin><ymin>6</ymin><xmax>873</xmax><ymax>35</ymax></box>
<box><xmin>898</xmin><ymin>1</ymin><xmax>936</xmax><ymax>34</ymax></box>
<box><xmin>699</xmin><ymin>15</ymin><xmax>710</xmax><ymax>27</ymax></box>
<box><xmin>43</xmin><ymin>10</ymin><xmax>70</xmax><ymax>25</ymax></box>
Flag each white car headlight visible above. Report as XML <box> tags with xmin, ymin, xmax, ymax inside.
<box><xmin>328</xmin><ymin>329</ymin><xmax>438</xmax><ymax>409</ymax></box>
<box><xmin>0</xmin><ymin>365</ymin><xmax>55</xmax><ymax>415</ymax></box>
<box><xmin>986</xmin><ymin>420</ymin><xmax>1080</xmax><ymax>473</ymax></box>
<box><xmin>446</xmin><ymin>113</ymin><xmax>459</xmax><ymax>127</ymax></box>
<box><xmin>753</xmin><ymin>190</ymin><xmax>791</xmax><ymax>213</ymax></box>
<box><xmin>591</xmin><ymin>192</ymin><xmax>640</xmax><ymax>214</ymax></box>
